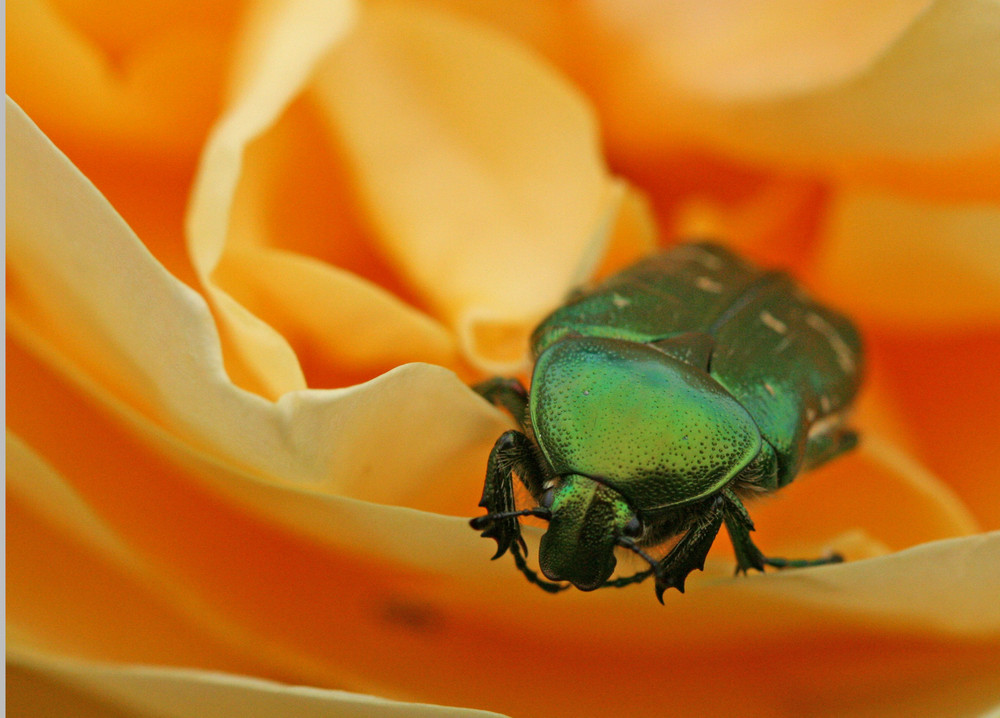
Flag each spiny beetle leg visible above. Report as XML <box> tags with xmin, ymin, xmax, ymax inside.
<box><xmin>654</xmin><ymin>501</ymin><xmax>725</xmax><ymax>602</ymax></box>
<box><xmin>472</xmin><ymin>377</ymin><xmax>529</xmax><ymax>431</ymax></box>
<box><xmin>763</xmin><ymin>554</ymin><xmax>844</xmax><ymax>569</ymax></box>
<box><xmin>721</xmin><ymin>487</ymin><xmax>843</xmax><ymax>573</ymax></box>
<box><xmin>472</xmin><ymin>430</ymin><xmax>546</xmax><ymax>561</ymax></box>
<box><xmin>720</xmin><ymin>488</ymin><xmax>766</xmax><ymax>574</ymax></box>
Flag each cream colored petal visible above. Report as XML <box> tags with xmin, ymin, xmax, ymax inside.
<box><xmin>813</xmin><ymin>188</ymin><xmax>1000</xmax><ymax>328</ymax></box>
<box><xmin>735</xmin><ymin>532</ymin><xmax>1000</xmax><ymax>636</ymax></box>
<box><xmin>312</xmin><ymin>2</ymin><xmax>621</xmax><ymax>372</ymax></box>
<box><xmin>7</xmin><ymin>650</ymin><xmax>507</xmax><ymax>718</ymax></box>
<box><xmin>7</xmin><ymin>96</ymin><xmax>507</xmax><ymax>495</ymax></box>
<box><xmin>186</xmin><ymin>0</ymin><xmax>357</xmax><ymax>396</ymax></box>
<box><xmin>586</xmin><ymin>0</ymin><xmax>932</xmax><ymax>100</ymax></box>
<box><xmin>602</xmin><ymin>0</ymin><xmax>1000</xmax><ymax>197</ymax></box>
<box><xmin>213</xmin><ymin>246</ymin><xmax>461</xmax><ymax>387</ymax></box>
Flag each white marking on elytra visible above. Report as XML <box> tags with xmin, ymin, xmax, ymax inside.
<box><xmin>695</xmin><ymin>275</ymin><xmax>723</xmax><ymax>293</ymax></box>
<box><xmin>763</xmin><ymin>382</ymin><xmax>776</xmax><ymax>397</ymax></box>
<box><xmin>807</xmin><ymin>411</ymin><xmax>846</xmax><ymax>439</ymax></box>
<box><xmin>759</xmin><ymin>310</ymin><xmax>787</xmax><ymax>334</ymax></box>
<box><xmin>676</xmin><ymin>244</ymin><xmax>723</xmax><ymax>269</ymax></box>
<box><xmin>612</xmin><ymin>293</ymin><xmax>631</xmax><ymax>308</ymax></box>
<box><xmin>774</xmin><ymin>336</ymin><xmax>792</xmax><ymax>354</ymax></box>
<box><xmin>806</xmin><ymin>312</ymin><xmax>856</xmax><ymax>374</ymax></box>
<box><xmin>805</xmin><ymin>407</ymin><xmax>817</xmax><ymax>422</ymax></box>
<box><xmin>820</xmin><ymin>395</ymin><xmax>832</xmax><ymax>413</ymax></box>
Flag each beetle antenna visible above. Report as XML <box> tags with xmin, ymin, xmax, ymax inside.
<box><xmin>617</xmin><ymin>538</ymin><xmax>662</xmax><ymax>576</ymax></box>
<box><xmin>469</xmin><ymin>507</ymin><xmax>551</xmax><ymax>530</ymax></box>
<box><xmin>510</xmin><ymin>539</ymin><xmax>571</xmax><ymax>593</ymax></box>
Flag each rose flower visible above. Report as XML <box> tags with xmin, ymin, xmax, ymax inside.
<box><xmin>7</xmin><ymin>1</ymin><xmax>999</xmax><ymax>716</ymax></box>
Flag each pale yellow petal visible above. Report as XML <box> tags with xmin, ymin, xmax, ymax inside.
<box><xmin>213</xmin><ymin>246</ymin><xmax>462</xmax><ymax>387</ymax></box>
<box><xmin>814</xmin><ymin>188</ymin><xmax>1000</xmax><ymax>328</ymax></box>
<box><xmin>599</xmin><ymin>0</ymin><xmax>1000</xmax><ymax>198</ymax></box>
<box><xmin>186</xmin><ymin>0</ymin><xmax>358</xmax><ymax>397</ymax></box>
<box><xmin>7</xmin><ymin>650</ymin><xmax>508</xmax><ymax>718</ymax></box>
<box><xmin>7</xmin><ymin>96</ymin><xmax>506</xmax><ymax>497</ymax></box>
<box><xmin>312</xmin><ymin>2</ymin><xmax>620</xmax><ymax>372</ymax></box>
<box><xmin>585</xmin><ymin>0</ymin><xmax>932</xmax><ymax>100</ymax></box>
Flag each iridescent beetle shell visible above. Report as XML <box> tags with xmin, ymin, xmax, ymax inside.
<box><xmin>470</xmin><ymin>242</ymin><xmax>863</xmax><ymax>601</ymax></box>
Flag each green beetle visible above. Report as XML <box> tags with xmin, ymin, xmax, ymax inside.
<box><xmin>470</xmin><ymin>242</ymin><xmax>863</xmax><ymax>602</ymax></box>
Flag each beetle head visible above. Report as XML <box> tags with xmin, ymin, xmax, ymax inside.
<box><xmin>538</xmin><ymin>475</ymin><xmax>638</xmax><ymax>591</ymax></box>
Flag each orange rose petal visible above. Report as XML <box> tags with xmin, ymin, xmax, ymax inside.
<box><xmin>8</xmin><ymin>311</ymin><xmax>1000</xmax><ymax>715</ymax></box>
<box><xmin>7</xmin><ymin>650</ymin><xmax>508</xmax><ymax>718</ymax></box>
<box><xmin>7</xmin><ymin>360</ymin><xmax>1000</xmax><ymax>718</ymax></box>
<box><xmin>585</xmin><ymin>0</ymin><xmax>931</xmax><ymax>101</ymax></box>
<box><xmin>7</xmin><ymin>304</ymin><xmax>1000</xmax><ymax>715</ymax></box>
<box><xmin>7</xmin><ymin>98</ymin><xmax>505</xmax><ymax>505</ymax></box>
<box><xmin>591</xmin><ymin>0</ymin><xmax>1000</xmax><ymax>199</ymax></box>
<box><xmin>224</xmin><ymin>96</ymin><xmax>423</xmax><ymax>308</ymax></box>
<box><xmin>311</xmin><ymin>2</ymin><xmax>619</xmax><ymax>373</ymax></box>
<box><xmin>213</xmin><ymin>246</ymin><xmax>463</xmax><ymax>388</ymax></box>
<box><xmin>814</xmin><ymin>189</ymin><xmax>1000</xmax><ymax>329</ymax></box>
<box><xmin>590</xmin><ymin>181</ymin><xmax>658</xmax><ymax>280</ymax></box>
<box><xmin>6</xmin><ymin>435</ymin><xmax>264</xmax><ymax>671</ymax></box>
<box><xmin>744</xmin><ymin>434</ymin><xmax>979</xmax><ymax>562</ymax></box>
<box><xmin>6</xmin><ymin>0</ymin><xmax>229</xmax><ymax>163</ymax></box>
<box><xmin>185</xmin><ymin>0</ymin><xmax>358</xmax><ymax>397</ymax></box>
<box><xmin>869</xmin><ymin>330</ymin><xmax>1000</xmax><ymax>531</ymax></box>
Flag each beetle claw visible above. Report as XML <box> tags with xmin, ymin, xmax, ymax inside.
<box><xmin>654</xmin><ymin>569</ymin><xmax>691</xmax><ymax>602</ymax></box>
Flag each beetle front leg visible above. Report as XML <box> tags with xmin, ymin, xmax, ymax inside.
<box><xmin>470</xmin><ymin>430</ymin><xmax>569</xmax><ymax>594</ymax></box>
<box><xmin>652</xmin><ymin>499</ymin><xmax>725</xmax><ymax>602</ymax></box>
<box><xmin>470</xmin><ymin>430</ymin><xmax>546</xmax><ymax>559</ymax></box>
<box><xmin>473</xmin><ymin>377</ymin><xmax>529</xmax><ymax>430</ymax></box>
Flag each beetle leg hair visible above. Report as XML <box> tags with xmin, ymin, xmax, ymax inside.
<box><xmin>652</xmin><ymin>498</ymin><xmax>726</xmax><ymax>602</ymax></box>
<box><xmin>509</xmin><ymin>540</ymin><xmax>571</xmax><ymax>593</ymax></box>
<box><xmin>471</xmin><ymin>428</ymin><xmax>550</xmax><ymax>561</ymax></box>
<box><xmin>720</xmin><ymin>487</ymin><xmax>766</xmax><ymax>574</ymax></box>
<box><xmin>721</xmin><ymin>487</ymin><xmax>843</xmax><ymax>572</ymax></box>
<box><xmin>472</xmin><ymin>377</ymin><xmax>530</xmax><ymax>431</ymax></box>
<box><xmin>601</xmin><ymin>540</ymin><xmax>658</xmax><ymax>590</ymax></box>
<box><xmin>471</xmin><ymin>429</ymin><xmax>569</xmax><ymax>592</ymax></box>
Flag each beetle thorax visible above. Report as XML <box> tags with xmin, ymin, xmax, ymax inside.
<box><xmin>529</xmin><ymin>336</ymin><xmax>762</xmax><ymax>511</ymax></box>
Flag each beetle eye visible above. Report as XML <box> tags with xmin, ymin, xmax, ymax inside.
<box><xmin>540</xmin><ymin>488</ymin><xmax>556</xmax><ymax>509</ymax></box>
<box><xmin>622</xmin><ymin>515</ymin><xmax>643</xmax><ymax>538</ymax></box>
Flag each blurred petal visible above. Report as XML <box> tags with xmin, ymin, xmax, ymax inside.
<box><xmin>186</xmin><ymin>0</ymin><xmax>358</xmax><ymax>397</ymax></box>
<box><xmin>312</xmin><ymin>2</ymin><xmax>624</xmax><ymax>372</ymax></box>
<box><xmin>214</xmin><ymin>246</ymin><xmax>462</xmax><ymax>388</ymax></box>
<box><xmin>6</xmin><ymin>0</ymin><xmax>231</xmax><ymax>161</ymax></box>
<box><xmin>867</xmin><ymin>330</ymin><xmax>1000</xmax><ymax>531</ymax></box>
<box><xmin>747</xmin><ymin>435</ymin><xmax>980</xmax><ymax>560</ymax></box>
<box><xmin>592</xmin><ymin>0</ymin><xmax>1000</xmax><ymax>199</ymax></box>
<box><xmin>586</xmin><ymin>0</ymin><xmax>932</xmax><ymax>100</ymax></box>
<box><xmin>7</xmin><ymin>650</ymin><xmax>507</xmax><ymax>718</ymax></box>
<box><xmin>814</xmin><ymin>189</ymin><xmax>1000</xmax><ymax>329</ymax></box>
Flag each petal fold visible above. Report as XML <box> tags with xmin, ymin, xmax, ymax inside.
<box><xmin>312</xmin><ymin>2</ymin><xmax>622</xmax><ymax>371</ymax></box>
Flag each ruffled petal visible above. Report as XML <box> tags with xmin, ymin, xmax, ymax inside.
<box><xmin>311</xmin><ymin>2</ymin><xmax>625</xmax><ymax>372</ymax></box>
